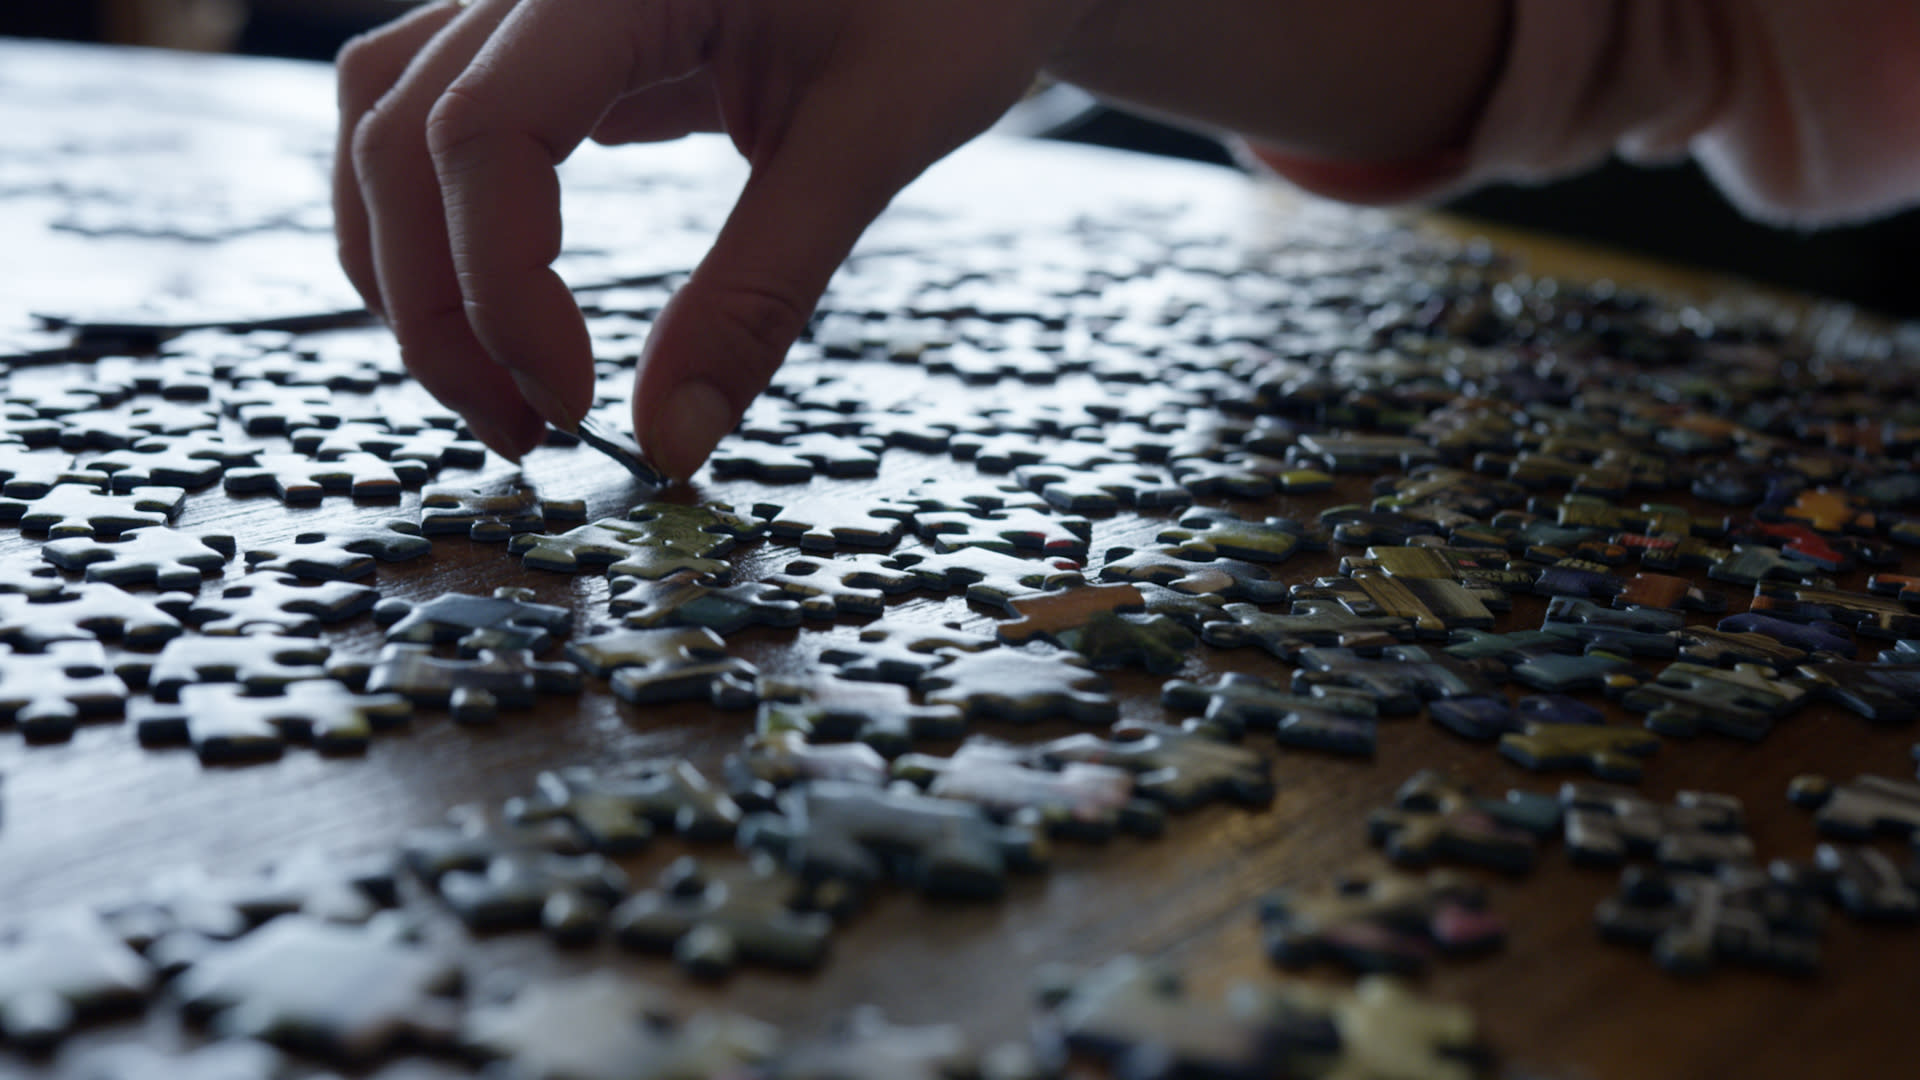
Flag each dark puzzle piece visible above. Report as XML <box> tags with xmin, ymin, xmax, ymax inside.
<box><xmin>609</xmin><ymin>571</ymin><xmax>804</xmax><ymax>634</ymax></box>
<box><xmin>1259</xmin><ymin>869</ymin><xmax>1506</xmax><ymax>975</ymax></box>
<box><xmin>1595</xmin><ymin>864</ymin><xmax>1823</xmax><ymax>976</ymax></box>
<box><xmin>1541</xmin><ymin>597</ymin><xmax>1682</xmax><ymax>658</ymax></box>
<box><xmin>738</xmin><ymin>779</ymin><xmax>1047</xmax><ymax>900</ymax></box>
<box><xmin>611</xmin><ymin>854</ymin><xmax>839</xmax><ymax>978</ymax></box>
<box><xmin>1162</xmin><ymin>671</ymin><xmax>1379</xmax><ymax>748</ymax></box>
<box><xmin>1498</xmin><ymin>721</ymin><xmax>1663</xmax><ymax>783</ymax></box>
<box><xmin>402</xmin><ymin>806</ymin><xmax>628</xmax><ymax>944</ymax></box>
<box><xmin>1100</xmin><ymin>545</ymin><xmax>1292</xmax><ymax>604</ymax></box>
<box><xmin>917</xmin><ymin>647</ymin><xmax>1117</xmax><ymax>726</ymax></box>
<box><xmin>892</xmin><ymin>738</ymin><xmax>1165</xmax><ymax>841</ymax></box>
<box><xmin>758</xmin><ymin>673</ymin><xmax>966</xmax><ymax>755</ymax></box>
<box><xmin>1156</xmin><ymin>507</ymin><xmax>1324</xmax><ymax>564</ymax></box>
<box><xmin>461</xmin><ymin>970</ymin><xmax>775</xmax><ymax>1080</ymax></box>
<box><xmin>1795</xmin><ymin>659</ymin><xmax>1920</xmax><ymax>723</ymax></box>
<box><xmin>42</xmin><ymin>526</ymin><xmax>235</xmax><ymax>589</ymax></box>
<box><xmin>134</xmin><ymin>680</ymin><xmax>413</xmax><ymax>762</ymax></box>
<box><xmin>356</xmin><ymin>643</ymin><xmax>581</xmax><ymax>723</ymax></box>
<box><xmin>1429</xmin><ymin>694</ymin><xmax>1604</xmax><ymax>740</ymax></box>
<box><xmin>1787</xmin><ymin>773</ymin><xmax>1920</xmax><ymax>841</ymax></box>
<box><xmin>506</xmin><ymin>760</ymin><xmax>742</xmax><ymax>851</ymax></box>
<box><xmin>723</xmin><ymin>729</ymin><xmax>890</xmax><ymax>810</ymax></box>
<box><xmin>1037</xmin><ymin>719</ymin><xmax>1274</xmax><ymax>810</ymax></box>
<box><xmin>1291</xmin><ymin>645</ymin><xmax>1502</xmax><ymax>713</ymax></box>
<box><xmin>1717</xmin><ymin>612</ymin><xmax>1855</xmax><ymax>659</ymax></box>
<box><xmin>1367</xmin><ymin>770</ymin><xmax>1560</xmax><ymax>875</ymax></box>
<box><xmin>1618</xmin><ymin>661</ymin><xmax>1811</xmax><ymax>741</ymax></box>
<box><xmin>0</xmin><ymin>911</ymin><xmax>155</xmax><ymax>1051</ymax></box>
<box><xmin>1769</xmin><ymin>843</ymin><xmax>1920</xmax><ymax>922</ymax></box>
<box><xmin>375</xmin><ymin>586</ymin><xmax>573</xmax><ymax>654</ymax></box>
<box><xmin>1560</xmin><ymin>782</ymin><xmax>1752</xmax><ymax>869</ymax></box>
<box><xmin>174</xmin><ymin>914</ymin><xmax>462</xmax><ymax>1064</ymax></box>
<box><xmin>1293</xmin><ymin>572</ymin><xmax>1500</xmax><ymax>638</ymax></box>
<box><xmin>818</xmin><ymin>616</ymin><xmax>996</xmax><ymax>684</ymax></box>
<box><xmin>1200</xmin><ymin>600</ymin><xmax>1411</xmax><ymax>660</ymax></box>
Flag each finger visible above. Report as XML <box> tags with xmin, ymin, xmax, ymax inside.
<box><xmin>425</xmin><ymin>0</ymin><xmax>718</xmax><ymax>448</ymax></box>
<box><xmin>333</xmin><ymin>1</ymin><xmax>460</xmax><ymax>317</ymax></box>
<box><xmin>631</xmin><ymin>86</ymin><xmax>919</xmax><ymax>480</ymax></box>
<box><xmin>351</xmin><ymin>0</ymin><xmax>548</xmax><ymax>459</ymax></box>
<box><xmin>590</xmin><ymin>73</ymin><xmax>725</xmax><ymax>146</ymax></box>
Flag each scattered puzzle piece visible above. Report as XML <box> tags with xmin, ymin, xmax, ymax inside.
<box><xmin>1595</xmin><ymin>865</ymin><xmax>1823</xmax><ymax>975</ymax></box>
<box><xmin>918</xmin><ymin>648</ymin><xmax>1117</xmax><ymax>726</ymax></box>
<box><xmin>1038</xmin><ymin>719</ymin><xmax>1274</xmax><ymax>810</ymax></box>
<box><xmin>739</xmin><ymin>780</ymin><xmax>1046</xmax><ymax>899</ymax></box>
<box><xmin>1259</xmin><ymin>869</ymin><xmax>1505</xmax><ymax>975</ymax></box>
<box><xmin>0</xmin><ymin>481</ymin><xmax>179</xmax><ymax>537</ymax></box>
<box><xmin>818</xmin><ymin>616</ymin><xmax>995</xmax><ymax>683</ymax></box>
<box><xmin>360</xmin><ymin>643</ymin><xmax>582</xmax><ymax>722</ymax></box>
<box><xmin>1560</xmin><ymin>782</ymin><xmax>1752</xmax><ymax>869</ymax></box>
<box><xmin>1619</xmin><ymin>661</ymin><xmax>1810</xmax><ymax>741</ymax></box>
<box><xmin>175</xmin><ymin>914</ymin><xmax>461</xmax><ymax>1063</ymax></box>
<box><xmin>758</xmin><ymin>673</ymin><xmax>966</xmax><ymax>755</ymax></box>
<box><xmin>893</xmin><ymin>738</ymin><xmax>1163</xmax><ymax>840</ymax></box>
<box><xmin>611</xmin><ymin>854</ymin><xmax>838</xmax><ymax>977</ymax></box>
<box><xmin>461</xmin><ymin>971</ymin><xmax>775</xmax><ymax>1080</ymax></box>
<box><xmin>1499</xmin><ymin>721</ymin><xmax>1663</xmax><ymax>782</ymax></box>
<box><xmin>189</xmin><ymin>570</ymin><xmax>377</xmax><ymax>636</ymax></box>
<box><xmin>42</xmin><ymin>526</ymin><xmax>234</xmax><ymax>588</ymax></box>
<box><xmin>134</xmin><ymin>679</ymin><xmax>412</xmax><ymax>762</ymax></box>
<box><xmin>1788</xmin><ymin>773</ymin><xmax>1920</xmax><ymax>841</ymax></box>
<box><xmin>506</xmin><ymin>760</ymin><xmax>741</xmax><ymax>851</ymax></box>
<box><xmin>0</xmin><ymin>911</ymin><xmax>155</xmax><ymax>1051</ymax></box>
<box><xmin>1367</xmin><ymin>770</ymin><xmax>1558</xmax><ymax>875</ymax></box>
<box><xmin>0</xmin><ymin>640</ymin><xmax>128</xmax><ymax>741</ymax></box>
<box><xmin>375</xmin><ymin>586</ymin><xmax>572</xmax><ymax>654</ymax></box>
<box><xmin>403</xmin><ymin>807</ymin><xmax>628</xmax><ymax>943</ymax></box>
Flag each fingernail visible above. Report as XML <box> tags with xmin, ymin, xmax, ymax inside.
<box><xmin>646</xmin><ymin>381</ymin><xmax>734</xmax><ymax>482</ymax></box>
<box><xmin>511</xmin><ymin>370</ymin><xmax>578</xmax><ymax>431</ymax></box>
<box><xmin>464</xmin><ymin>413</ymin><xmax>523</xmax><ymax>463</ymax></box>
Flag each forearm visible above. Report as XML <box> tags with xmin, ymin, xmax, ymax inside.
<box><xmin>1048</xmin><ymin>0</ymin><xmax>1511</xmax><ymax>163</ymax></box>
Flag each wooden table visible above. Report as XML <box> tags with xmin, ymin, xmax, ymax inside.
<box><xmin>3</xmin><ymin>38</ymin><xmax>1917</xmax><ymax>1080</ymax></box>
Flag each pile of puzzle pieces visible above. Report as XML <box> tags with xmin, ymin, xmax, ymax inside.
<box><xmin>8</xmin><ymin>90</ymin><xmax>1920</xmax><ymax>1080</ymax></box>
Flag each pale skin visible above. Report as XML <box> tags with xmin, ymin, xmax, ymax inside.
<box><xmin>334</xmin><ymin>0</ymin><xmax>1510</xmax><ymax>477</ymax></box>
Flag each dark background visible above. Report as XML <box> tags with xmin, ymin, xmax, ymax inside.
<box><xmin>9</xmin><ymin>2</ymin><xmax>1915</xmax><ymax>319</ymax></box>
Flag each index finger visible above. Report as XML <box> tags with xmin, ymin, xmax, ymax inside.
<box><xmin>425</xmin><ymin>0</ymin><xmax>716</xmax><ymax>421</ymax></box>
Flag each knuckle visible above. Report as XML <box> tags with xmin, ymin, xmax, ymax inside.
<box><xmin>334</xmin><ymin>31</ymin><xmax>383</xmax><ymax>84</ymax></box>
<box><xmin>424</xmin><ymin>85</ymin><xmax>493</xmax><ymax>164</ymax></box>
<box><xmin>349</xmin><ymin>104</ymin><xmax>406</xmax><ymax>173</ymax></box>
<box><xmin>711</xmin><ymin>277</ymin><xmax>816</xmax><ymax>369</ymax></box>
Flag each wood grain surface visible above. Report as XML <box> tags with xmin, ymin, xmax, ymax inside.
<box><xmin>2</xmin><ymin>38</ymin><xmax>1916</xmax><ymax>1080</ymax></box>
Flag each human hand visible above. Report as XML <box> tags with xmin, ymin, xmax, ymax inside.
<box><xmin>335</xmin><ymin>0</ymin><xmax>1101</xmax><ymax>475</ymax></box>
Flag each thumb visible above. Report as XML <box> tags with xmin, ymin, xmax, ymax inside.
<box><xmin>632</xmin><ymin>93</ymin><xmax>919</xmax><ymax>482</ymax></box>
